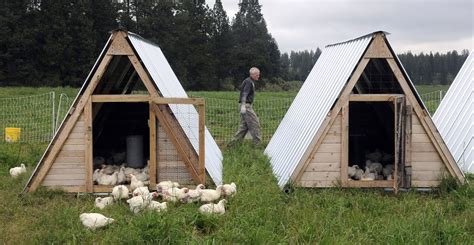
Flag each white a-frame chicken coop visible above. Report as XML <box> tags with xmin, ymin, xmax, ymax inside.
<box><xmin>265</xmin><ymin>31</ymin><xmax>465</xmax><ymax>190</ymax></box>
<box><xmin>433</xmin><ymin>50</ymin><xmax>473</xmax><ymax>173</ymax></box>
<box><xmin>24</xmin><ymin>30</ymin><xmax>222</xmax><ymax>193</ymax></box>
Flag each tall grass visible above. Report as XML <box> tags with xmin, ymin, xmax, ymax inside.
<box><xmin>0</xmin><ymin>143</ymin><xmax>472</xmax><ymax>243</ymax></box>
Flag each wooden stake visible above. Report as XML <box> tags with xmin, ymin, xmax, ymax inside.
<box><xmin>198</xmin><ymin>103</ymin><xmax>206</xmax><ymax>184</ymax></box>
<box><xmin>149</xmin><ymin>102</ymin><xmax>157</xmax><ymax>188</ymax></box>
<box><xmin>340</xmin><ymin>103</ymin><xmax>349</xmax><ymax>187</ymax></box>
<box><xmin>84</xmin><ymin>98</ymin><xmax>93</xmax><ymax>192</ymax></box>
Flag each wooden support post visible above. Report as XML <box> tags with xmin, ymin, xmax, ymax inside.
<box><xmin>404</xmin><ymin>105</ymin><xmax>413</xmax><ymax>188</ymax></box>
<box><xmin>91</xmin><ymin>94</ymin><xmax>150</xmax><ymax>102</ymax></box>
<box><xmin>340</xmin><ymin>103</ymin><xmax>349</xmax><ymax>187</ymax></box>
<box><xmin>198</xmin><ymin>103</ymin><xmax>206</xmax><ymax>184</ymax></box>
<box><xmin>149</xmin><ymin>102</ymin><xmax>157</xmax><ymax>189</ymax></box>
<box><xmin>393</xmin><ymin>98</ymin><xmax>399</xmax><ymax>194</ymax></box>
<box><xmin>399</xmin><ymin>99</ymin><xmax>406</xmax><ymax>188</ymax></box>
<box><xmin>85</xmin><ymin>98</ymin><xmax>93</xmax><ymax>192</ymax></box>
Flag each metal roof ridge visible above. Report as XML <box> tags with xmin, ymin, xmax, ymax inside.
<box><xmin>325</xmin><ymin>30</ymin><xmax>390</xmax><ymax>48</ymax></box>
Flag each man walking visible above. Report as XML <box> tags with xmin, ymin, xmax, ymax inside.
<box><xmin>229</xmin><ymin>67</ymin><xmax>262</xmax><ymax>145</ymax></box>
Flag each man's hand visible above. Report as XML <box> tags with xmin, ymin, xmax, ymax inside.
<box><xmin>240</xmin><ymin>104</ymin><xmax>247</xmax><ymax>114</ymax></box>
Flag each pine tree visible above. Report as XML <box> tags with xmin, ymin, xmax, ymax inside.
<box><xmin>230</xmin><ymin>0</ymin><xmax>280</xmax><ymax>84</ymax></box>
<box><xmin>174</xmin><ymin>0</ymin><xmax>215</xmax><ymax>90</ymax></box>
<box><xmin>61</xmin><ymin>0</ymin><xmax>96</xmax><ymax>87</ymax></box>
<box><xmin>0</xmin><ymin>1</ymin><xmax>42</xmax><ymax>86</ymax></box>
<box><xmin>210</xmin><ymin>0</ymin><xmax>232</xmax><ymax>89</ymax></box>
<box><xmin>90</xmin><ymin>0</ymin><xmax>118</xmax><ymax>54</ymax></box>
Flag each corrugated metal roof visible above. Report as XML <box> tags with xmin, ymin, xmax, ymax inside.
<box><xmin>264</xmin><ymin>33</ymin><xmax>373</xmax><ymax>188</ymax></box>
<box><xmin>128</xmin><ymin>33</ymin><xmax>223</xmax><ymax>184</ymax></box>
<box><xmin>433</xmin><ymin>51</ymin><xmax>473</xmax><ymax>173</ymax></box>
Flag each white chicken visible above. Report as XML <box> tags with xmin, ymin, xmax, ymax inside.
<box><xmin>96</xmin><ymin>172</ymin><xmax>118</xmax><ymax>186</ymax></box>
<box><xmin>156</xmin><ymin>180</ymin><xmax>180</xmax><ymax>193</ymax></box>
<box><xmin>126</xmin><ymin>195</ymin><xmax>151</xmax><ymax>214</ymax></box>
<box><xmin>9</xmin><ymin>164</ymin><xmax>26</xmax><ymax>178</ymax></box>
<box><xmin>383</xmin><ymin>164</ymin><xmax>394</xmax><ymax>179</ymax></box>
<box><xmin>222</xmin><ymin>182</ymin><xmax>237</xmax><ymax>198</ymax></box>
<box><xmin>112</xmin><ymin>185</ymin><xmax>129</xmax><ymax>201</ymax></box>
<box><xmin>366</xmin><ymin>149</ymin><xmax>383</xmax><ymax>162</ymax></box>
<box><xmin>366</xmin><ymin>160</ymin><xmax>383</xmax><ymax>175</ymax></box>
<box><xmin>132</xmin><ymin>186</ymin><xmax>150</xmax><ymax>198</ymax></box>
<box><xmin>185</xmin><ymin>185</ymin><xmax>204</xmax><ymax>203</ymax></box>
<box><xmin>361</xmin><ymin>167</ymin><xmax>376</xmax><ymax>181</ymax></box>
<box><xmin>100</xmin><ymin>164</ymin><xmax>117</xmax><ymax>175</ymax></box>
<box><xmin>348</xmin><ymin>165</ymin><xmax>358</xmax><ymax>178</ymax></box>
<box><xmin>198</xmin><ymin>185</ymin><xmax>223</xmax><ymax>203</ymax></box>
<box><xmin>129</xmin><ymin>174</ymin><xmax>145</xmax><ymax>191</ymax></box>
<box><xmin>147</xmin><ymin>201</ymin><xmax>167</xmax><ymax>212</ymax></box>
<box><xmin>117</xmin><ymin>166</ymin><xmax>126</xmax><ymax>184</ymax></box>
<box><xmin>162</xmin><ymin>187</ymin><xmax>189</xmax><ymax>203</ymax></box>
<box><xmin>134</xmin><ymin>171</ymin><xmax>149</xmax><ymax>182</ymax></box>
<box><xmin>92</xmin><ymin>169</ymin><xmax>101</xmax><ymax>183</ymax></box>
<box><xmin>199</xmin><ymin>199</ymin><xmax>227</xmax><ymax>215</ymax></box>
<box><xmin>95</xmin><ymin>196</ymin><xmax>114</xmax><ymax>210</ymax></box>
<box><xmin>79</xmin><ymin>213</ymin><xmax>115</xmax><ymax>230</ymax></box>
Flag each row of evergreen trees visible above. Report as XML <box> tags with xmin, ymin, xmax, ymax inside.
<box><xmin>0</xmin><ymin>0</ymin><xmax>469</xmax><ymax>90</ymax></box>
<box><xmin>398</xmin><ymin>50</ymin><xmax>469</xmax><ymax>85</ymax></box>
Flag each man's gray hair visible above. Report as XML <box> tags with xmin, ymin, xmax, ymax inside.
<box><xmin>249</xmin><ymin>67</ymin><xmax>260</xmax><ymax>75</ymax></box>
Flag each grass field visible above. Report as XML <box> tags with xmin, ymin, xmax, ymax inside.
<box><xmin>0</xmin><ymin>143</ymin><xmax>472</xmax><ymax>243</ymax></box>
<box><xmin>0</xmin><ymin>85</ymin><xmax>472</xmax><ymax>243</ymax></box>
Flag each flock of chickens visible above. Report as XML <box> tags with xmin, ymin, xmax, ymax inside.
<box><xmin>348</xmin><ymin>149</ymin><xmax>395</xmax><ymax>181</ymax></box>
<box><xmin>80</xmin><ymin>178</ymin><xmax>237</xmax><ymax>230</ymax></box>
<box><xmin>8</xmin><ymin>162</ymin><xmax>236</xmax><ymax>231</ymax></box>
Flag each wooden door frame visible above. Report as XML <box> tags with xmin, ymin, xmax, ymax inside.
<box><xmin>342</xmin><ymin>94</ymin><xmax>405</xmax><ymax>188</ymax></box>
<box><xmin>87</xmin><ymin>95</ymin><xmax>205</xmax><ymax>192</ymax></box>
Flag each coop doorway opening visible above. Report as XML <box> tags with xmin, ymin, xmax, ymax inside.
<box><xmin>92</xmin><ymin>102</ymin><xmax>150</xmax><ymax>186</ymax></box>
<box><xmin>348</xmin><ymin>101</ymin><xmax>396</xmax><ymax>182</ymax></box>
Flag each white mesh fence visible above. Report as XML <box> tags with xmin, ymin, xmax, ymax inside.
<box><xmin>203</xmin><ymin>97</ymin><xmax>293</xmax><ymax>145</ymax></box>
<box><xmin>0</xmin><ymin>90</ymin><xmax>447</xmax><ymax>145</ymax></box>
<box><xmin>0</xmin><ymin>92</ymin><xmax>55</xmax><ymax>143</ymax></box>
<box><xmin>55</xmin><ymin>93</ymin><xmax>73</xmax><ymax>132</ymax></box>
<box><xmin>419</xmin><ymin>90</ymin><xmax>445</xmax><ymax>115</ymax></box>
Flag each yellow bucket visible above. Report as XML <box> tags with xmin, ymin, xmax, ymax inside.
<box><xmin>5</xmin><ymin>127</ymin><xmax>21</xmax><ymax>143</ymax></box>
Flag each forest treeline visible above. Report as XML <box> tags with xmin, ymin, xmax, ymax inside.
<box><xmin>0</xmin><ymin>0</ymin><xmax>469</xmax><ymax>90</ymax></box>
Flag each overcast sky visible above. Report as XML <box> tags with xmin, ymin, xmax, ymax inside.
<box><xmin>206</xmin><ymin>0</ymin><xmax>473</xmax><ymax>54</ymax></box>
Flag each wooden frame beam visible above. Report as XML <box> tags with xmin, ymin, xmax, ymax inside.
<box><xmin>198</xmin><ymin>103</ymin><xmax>206</xmax><ymax>184</ymax></box>
<box><xmin>149</xmin><ymin>102</ymin><xmax>157</xmax><ymax>188</ymax></box>
<box><xmin>151</xmin><ymin>97</ymin><xmax>205</xmax><ymax>105</ymax></box>
<box><xmin>92</xmin><ymin>94</ymin><xmax>150</xmax><ymax>102</ymax></box>
<box><xmin>340</xmin><ymin>104</ymin><xmax>349</xmax><ymax>187</ymax></box>
<box><xmin>91</xmin><ymin>94</ymin><xmax>205</xmax><ymax>105</ymax></box>
<box><xmin>84</xmin><ymin>98</ymin><xmax>93</xmax><ymax>192</ymax></box>
<box><xmin>349</xmin><ymin>94</ymin><xmax>404</xmax><ymax>101</ymax></box>
<box><xmin>344</xmin><ymin>180</ymin><xmax>394</xmax><ymax>188</ymax></box>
